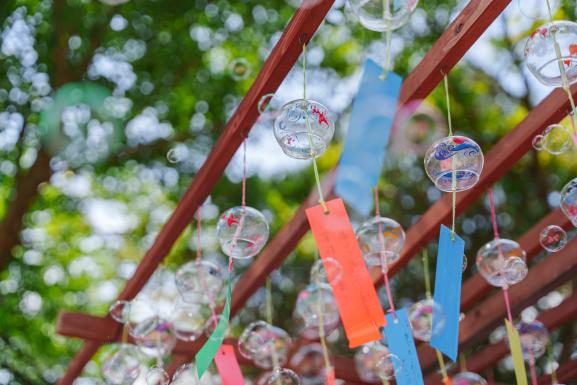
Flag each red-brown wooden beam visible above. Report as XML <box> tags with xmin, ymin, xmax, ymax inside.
<box><xmin>56</xmin><ymin>1</ymin><xmax>336</xmax><ymax>383</ymax></box>
<box><xmin>424</xmin><ymin>290</ymin><xmax>577</xmax><ymax>384</ymax></box>
<box><xmin>418</xmin><ymin>235</ymin><xmax>577</xmax><ymax>375</ymax></box>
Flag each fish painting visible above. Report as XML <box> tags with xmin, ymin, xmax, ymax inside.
<box><xmin>434</xmin><ymin>138</ymin><xmax>479</xmax><ymax>161</ymax></box>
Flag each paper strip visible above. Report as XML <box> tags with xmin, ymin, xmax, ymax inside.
<box><xmin>306</xmin><ymin>198</ymin><xmax>386</xmax><ymax>347</ymax></box>
<box><xmin>383</xmin><ymin>309</ymin><xmax>425</xmax><ymax>385</ymax></box>
<box><xmin>214</xmin><ymin>344</ymin><xmax>245</xmax><ymax>385</ymax></box>
<box><xmin>335</xmin><ymin>59</ymin><xmax>402</xmax><ymax>216</ymax></box>
<box><xmin>430</xmin><ymin>225</ymin><xmax>465</xmax><ymax>362</ymax></box>
<box><xmin>325</xmin><ymin>367</ymin><xmax>335</xmax><ymax>385</ymax></box>
<box><xmin>195</xmin><ymin>273</ymin><xmax>232</xmax><ymax>378</ymax></box>
<box><xmin>505</xmin><ymin>319</ymin><xmax>529</xmax><ymax>385</ymax></box>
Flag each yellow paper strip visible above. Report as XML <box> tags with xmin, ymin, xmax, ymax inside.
<box><xmin>505</xmin><ymin>319</ymin><xmax>529</xmax><ymax>385</ymax></box>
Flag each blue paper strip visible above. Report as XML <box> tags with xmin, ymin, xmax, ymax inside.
<box><xmin>335</xmin><ymin>59</ymin><xmax>402</xmax><ymax>216</ymax></box>
<box><xmin>383</xmin><ymin>309</ymin><xmax>424</xmax><ymax>385</ymax></box>
<box><xmin>430</xmin><ymin>225</ymin><xmax>465</xmax><ymax>362</ymax></box>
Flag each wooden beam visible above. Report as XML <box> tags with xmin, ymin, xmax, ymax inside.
<box><xmin>398</xmin><ymin>0</ymin><xmax>511</xmax><ymax>105</ymax></box>
<box><xmin>424</xmin><ymin>291</ymin><xmax>577</xmax><ymax>384</ymax></box>
<box><xmin>56</xmin><ymin>1</ymin><xmax>336</xmax><ymax>383</ymax></box>
<box><xmin>418</xmin><ymin>235</ymin><xmax>577</xmax><ymax>374</ymax></box>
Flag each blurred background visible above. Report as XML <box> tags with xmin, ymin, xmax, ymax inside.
<box><xmin>1</xmin><ymin>0</ymin><xmax>577</xmax><ymax>384</ymax></box>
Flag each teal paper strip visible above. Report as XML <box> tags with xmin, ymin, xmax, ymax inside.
<box><xmin>195</xmin><ymin>273</ymin><xmax>232</xmax><ymax>378</ymax></box>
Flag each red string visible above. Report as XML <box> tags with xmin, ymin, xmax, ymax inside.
<box><xmin>488</xmin><ymin>188</ymin><xmax>500</xmax><ymax>240</ymax></box>
<box><xmin>375</xmin><ymin>187</ymin><xmax>397</xmax><ymax>321</ymax></box>
<box><xmin>241</xmin><ymin>139</ymin><xmax>247</xmax><ymax>208</ymax></box>
<box><xmin>528</xmin><ymin>350</ymin><xmax>538</xmax><ymax>385</ymax></box>
<box><xmin>490</xmin><ymin>188</ymin><xmax>514</xmax><ymax>323</ymax></box>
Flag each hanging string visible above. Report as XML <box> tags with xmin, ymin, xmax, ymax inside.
<box><xmin>242</xmin><ymin>139</ymin><xmax>247</xmax><ymax>208</ymax></box>
<box><xmin>424</xmin><ymin>250</ymin><xmax>449</xmax><ymax>384</ymax></box>
<box><xmin>545</xmin><ymin>0</ymin><xmax>577</xmax><ymax>142</ymax></box>
<box><xmin>312</xmin><ymin>256</ymin><xmax>334</xmax><ymax>382</ymax></box>
<box><xmin>547</xmin><ymin>342</ymin><xmax>558</xmax><ymax>384</ymax></box>
<box><xmin>459</xmin><ymin>353</ymin><xmax>468</xmax><ymax>373</ymax></box>
<box><xmin>378</xmin><ymin>0</ymin><xmax>393</xmax><ymax>80</ymax></box>
<box><xmin>528</xmin><ymin>350</ymin><xmax>539</xmax><ymax>385</ymax></box>
<box><xmin>266</xmin><ymin>278</ymin><xmax>281</xmax><ymax>371</ymax></box>
<box><xmin>121</xmin><ymin>323</ymin><xmax>128</xmax><ymax>344</ymax></box>
<box><xmin>194</xmin><ymin>209</ymin><xmax>219</xmax><ymax>328</ymax></box>
<box><xmin>443</xmin><ymin>72</ymin><xmax>457</xmax><ymax>240</ymax></box>
<box><xmin>489</xmin><ymin>188</ymin><xmax>514</xmax><ymax>324</ymax></box>
<box><xmin>303</xmin><ymin>43</ymin><xmax>329</xmax><ymax>214</ymax></box>
<box><xmin>375</xmin><ymin>187</ymin><xmax>397</xmax><ymax>321</ymax></box>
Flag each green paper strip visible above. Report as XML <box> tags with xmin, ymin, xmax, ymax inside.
<box><xmin>195</xmin><ymin>272</ymin><xmax>232</xmax><ymax>379</ymax></box>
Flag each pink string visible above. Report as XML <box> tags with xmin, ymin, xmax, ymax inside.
<box><xmin>502</xmin><ymin>287</ymin><xmax>513</xmax><ymax>325</ymax></box>
<box><xmin>490</xmin><ymin>188</ymin><xmax>514</xmax><ymax>324</ymax></box>
<box><xmin>241</xmin><ymin>139</ymin><xmax>247</xmax><ymax>208</ymax></box>
<box><xmin>488</xmin><ymin>188</ymin><xmax>500</xmax><ymax>240</ymax></box>
<box><xmin>528</xmin><ymin>350</ymin><xmax>538</xmax><ymax>385</ymax></box>
<box><xmin>375</xmin><ymin>187</ymin><xmax>397</xmax><ymax>321</ymax></box>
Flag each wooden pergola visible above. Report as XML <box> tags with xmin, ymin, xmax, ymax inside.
<box><xmin>55</xmin><ymin>0</ymin><xmax>577</xmax><ymax>384</ymax></box>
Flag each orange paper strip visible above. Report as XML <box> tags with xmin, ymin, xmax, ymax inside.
<box><xmin>306</xmin><ymin>198</ymin><xmax>386</xmax><ymax>347</ymax></box>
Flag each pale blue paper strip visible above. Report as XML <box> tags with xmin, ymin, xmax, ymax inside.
<box><xmin>430</xmin><ymin>224</ymin><xmax>465</xmax><ymax>362</ymax></box>
<box><xmin>335</xmin><ymin>59</ymin><xmax>402</xmax><ymax>215</ymax></box>
<box><xmin>383</xmin><ymin>309</ymin><xmax>425</xmax><ymax>385</ymax></box>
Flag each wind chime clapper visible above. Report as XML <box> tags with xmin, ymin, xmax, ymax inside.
<box><xmin>525</xmin><ymin>0</ymin><xmax>577</xmax><ymax>152</ymax></box>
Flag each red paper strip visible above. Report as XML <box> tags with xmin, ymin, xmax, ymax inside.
<box><xmin>306</xmin><ymin>198</ymin><xmax>386</xmax><ymax>347</ymax></box>
<box><xmin>326</xmin><ymin>367</ymin><xmax>336</xmax><ymax>385</ymax></box>
<box><xmin>214</xmin><ymin>345</ymin><xmax>245</xmax><ymax>385</ymax></box>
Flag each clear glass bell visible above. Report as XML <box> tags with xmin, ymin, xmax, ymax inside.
<box><xmin>517</xmin><ymin>320</ymin><xmax>549</xmax><ymax>361</ymax></box>
<box><xmin>101</xmin><ymin>344</ymin><xmax>142</xmax><ymax>385</ymax></box>
<box><xmin>424</xmin><ymin>135</ymin><xmax>484</xmax><ymax>192</ymax></box>
<box><xmin>525</xmin><ymin>21</ymin><xmax>577</xmax><ymax>87</ymax></box>
<box><xmin>238</xmin><ymin>321</ymin><xmax>292</xmax><ymax>369</ymax></box>
<box><xmin>452</xmin><ymin>372</ymin><xmax>488</xmax><ymax>385</ymax></box>
<box><xmin>348</xmin><ymin>0</ymin><xmax>420</xmax><ymax>32</ymax></box>
<box><xmin>267</xmin><ymin>368</ymin><xmax>301</xmax><ymax>385</ymax></box>
<box><xmin>295</xmin><ymin>284</ymin><xmax>339</xmax><ymax>333</ymax></box>
<box><xmin>356</xmin><ymin>216</ymin><xmax>405</xmax><ymax>267</ymax></box>
<box><xmin>354</xmin><ymin>341</ymin><xmax>390</xmax><ymax>383</ymax></box>
<box><xmin>216</xmin><ymin>206</ymin><xmax>269</xmax><ymax>259</ymax></box>
<box><xmin>539</xmin><ymin>225</ymin><xmax>567</xmax><ymax>252</ymax></box>
<box><xmin>273</xmin><ymin>99</ymin><xmax>335</xmax><ymax>160</ymax></box>
<box><xmin>560</xmin><ymin>177</ymin><xmax>577</xmax><ymax>227</ymax></box>
<box><xmin>476</xmin><ymin>238</ymin><xmax>528</xmax><ymax>288</ymax></box>
<box><xmin>175</xmin><ymin>260</ymin><xmax>223</xmax><ymax>304</ymax></box>
<box><xmin>532</xmin><ymin>124</ymin><xmax>572</xmax><ymax>155</ymax></box>
<box><xmin>135</xmin><ymin>318</ymin><xmax>177</xmax><ymax>357</ymax></box>
<box><xmin>171</xmin><ymin>299</ymin><xmax>207</xmax><ymax>342</ymax></box>
<box><xmin>408</xmin><ymin>298</ymin><xmax>445</xmax><ymax>342</ymax></box>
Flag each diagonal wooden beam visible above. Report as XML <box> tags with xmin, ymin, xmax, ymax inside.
<box><xmin>418</xmin><ymin>235</ymin><xmax>577</xmax><ymax>374</ymax></box>
<box><xmin>56</xmin><ymin>1</ymin><xmax>336</xmax><ymax>383</ymax></box>
<box><xmin>425</xmin><ymin>290</ymin><xmax>577</xmax><ymax>384</ymax></box>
